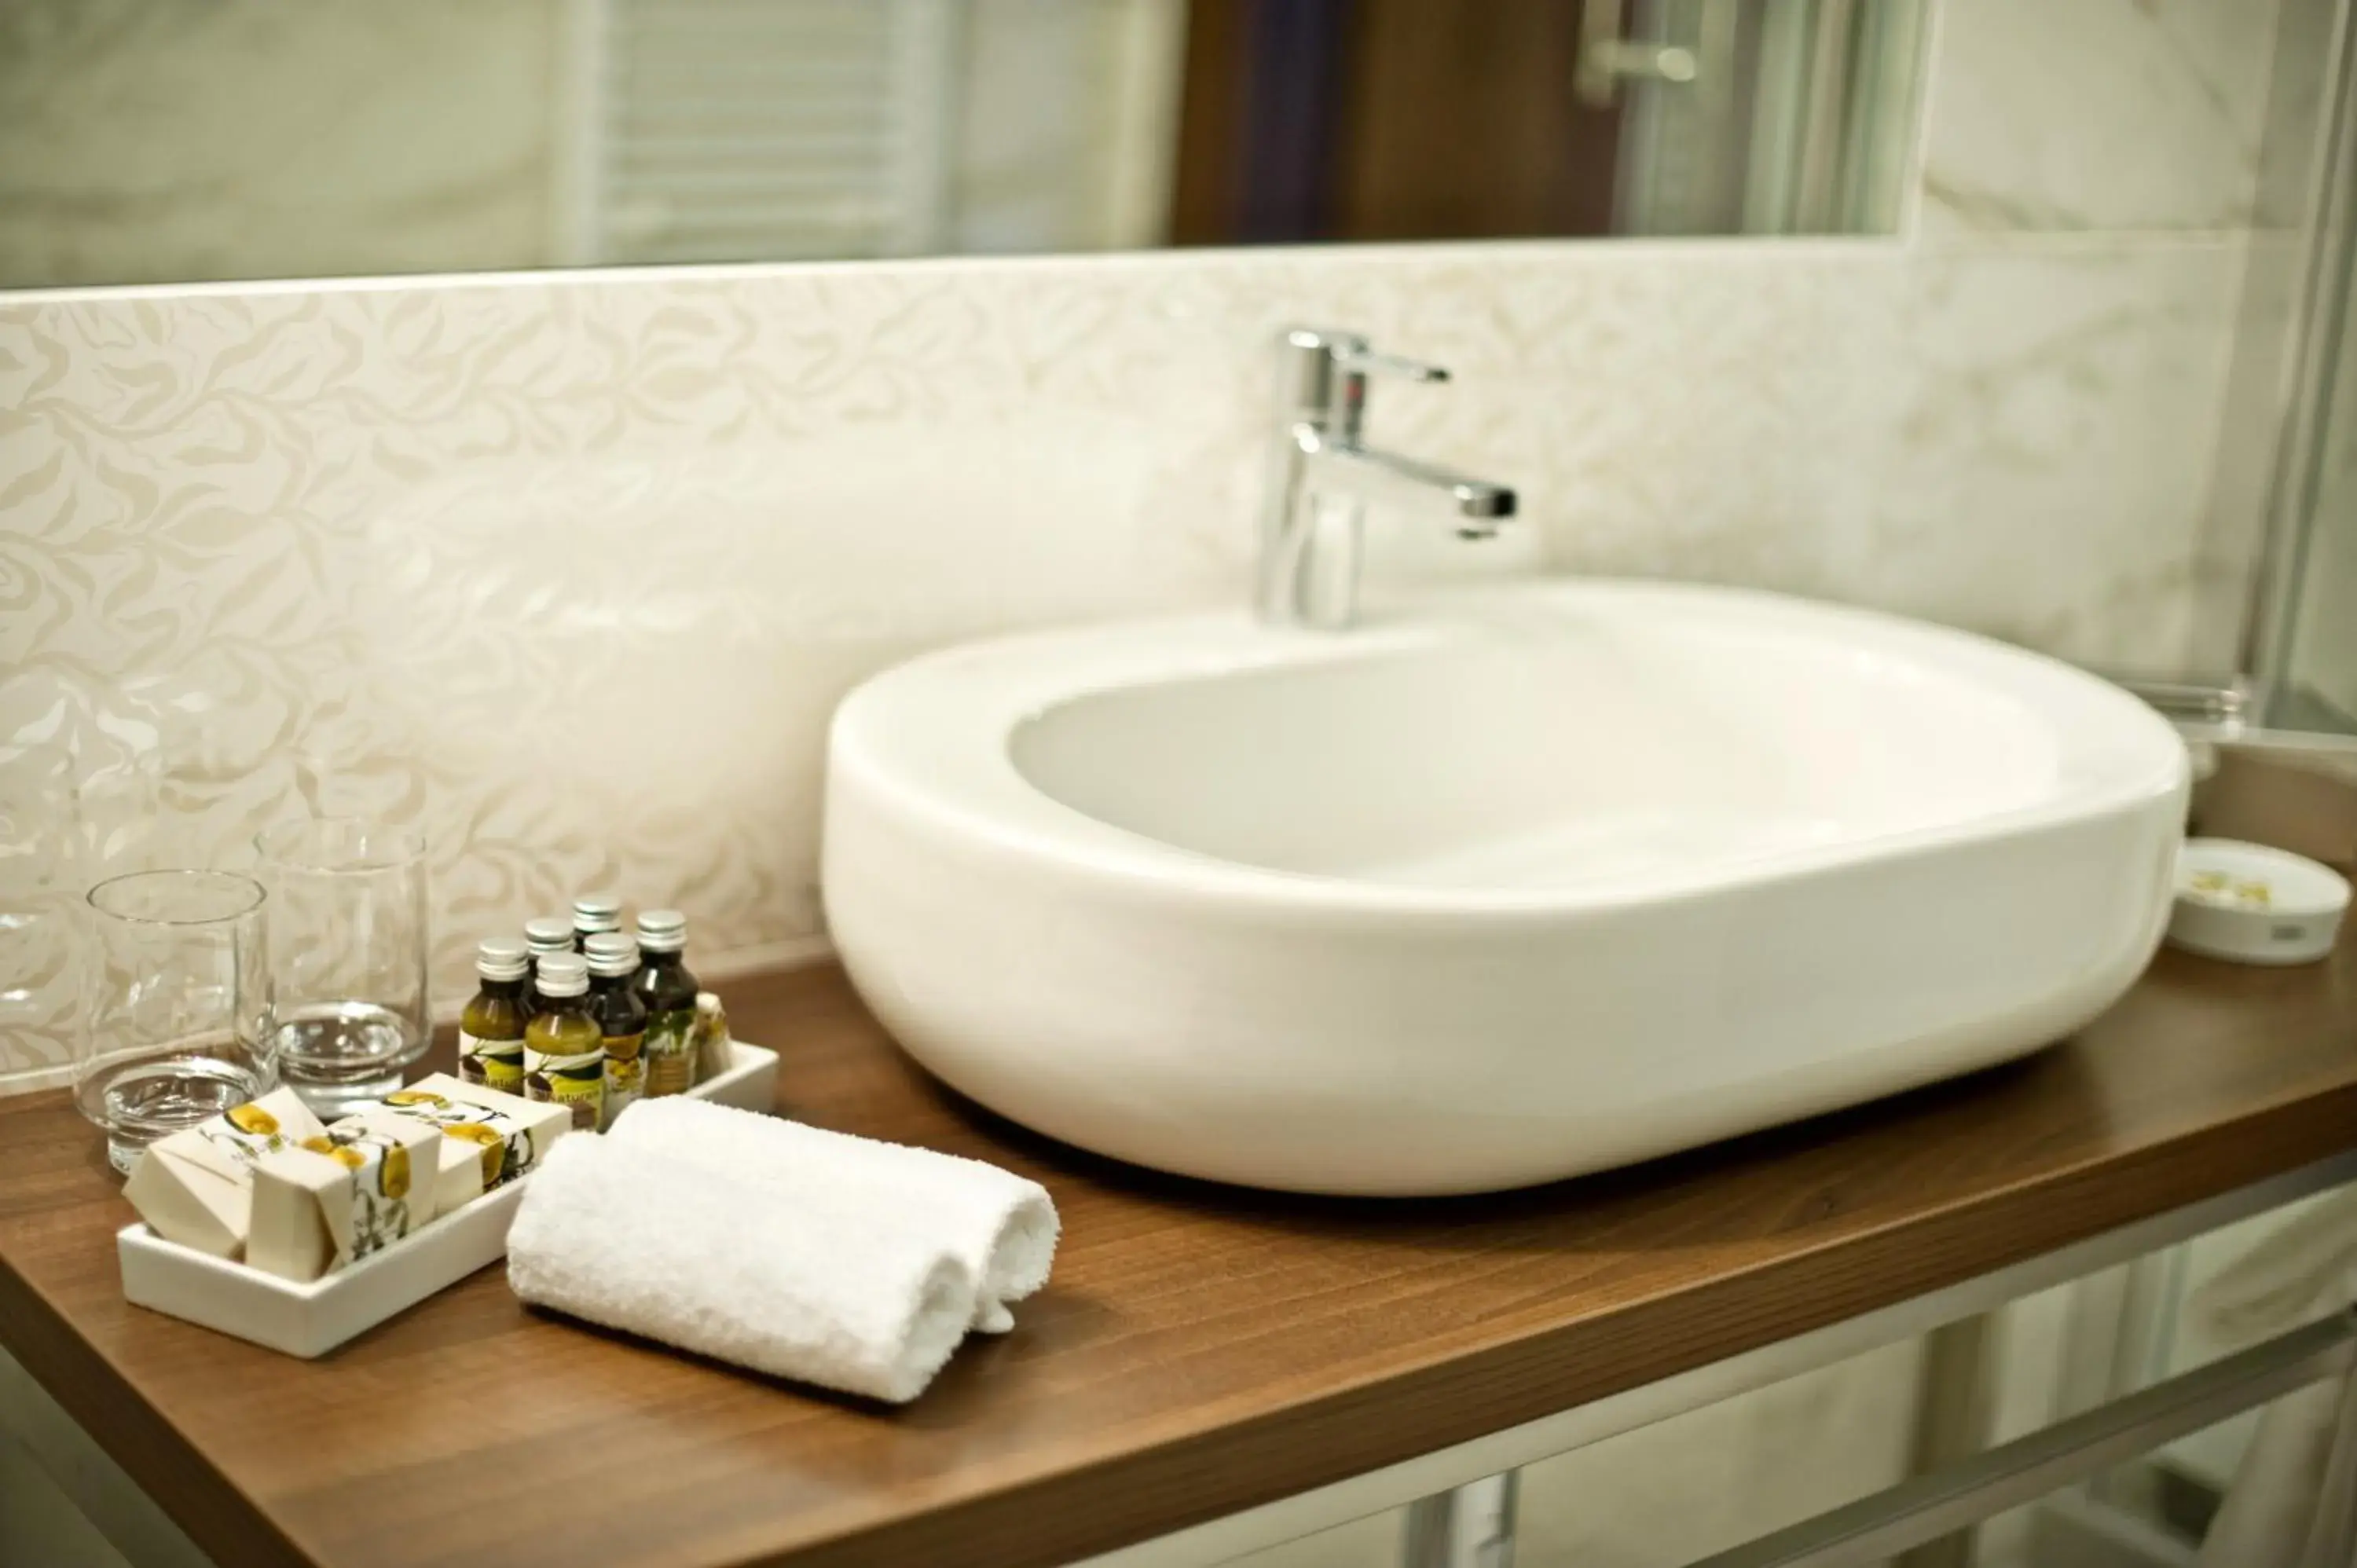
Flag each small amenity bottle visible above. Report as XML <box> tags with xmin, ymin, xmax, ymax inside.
<box><xmin>583</xmin><ymin>932</ymin><xmax>647</xmax><ymax>1129</ymax></box>
<box><xmin>570</xmin><ymin>892</ymin><xmax>622</xmax><ymax>952</ymax></box>
<box><xmin>523</xmin><ymin>954</ymin><xmax>603</xmax><ymax>1132</ymax></box>
<box><xmin>522</xmin><ymin>917</ymin><xmax>574</xmax><ymax>1014</ymax></box>
<box><xmin>458</xmin><ymin>937</ymin><xmax>531</xmax><ymax>1094</ymax></box>
<box><xmin>632</xmin><ymin>910</ymin><xmax>702</xmax><ymax>1098</ymax></box>
<box><xmin>691</xmin><ymin>991</ymin><xmax>731</xmax><ymax>1085</ymax></box>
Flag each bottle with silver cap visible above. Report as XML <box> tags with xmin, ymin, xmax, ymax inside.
<box><xmin>570</xmin><ymin>893</ymin><xmax>622</xmax><ymax>953</ymax></box>
<box><xmin>632</xmin><ymin>910</ymin><xmax>702</xmax><ymax>1096</ymax></box>
<box><xmin>459</xmin><ymin>938</ymin><xmax>532</xmax><ymax>1094</ymax></box>
<box><xmin>522</xmin><ymin>954</ymin><xmax>603</xmax><ymax>1131</ymax></box>
<box><xmin>583</xmin><ymin>932</ymin><xmax>647</xmax><ymax>1127</ymax></box>
<box><xmin>522</xmin><ymin>916</ymin><xmax>574</xmax><ymax>1015</ymax></box>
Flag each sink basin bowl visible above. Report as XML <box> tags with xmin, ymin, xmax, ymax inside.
<box><xmin>823</xmin><ymin>581</ymin><xmax>2189</xmax><ymax>1195</ymax></box>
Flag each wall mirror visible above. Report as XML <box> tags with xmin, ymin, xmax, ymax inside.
<box><xmin>2</xmin><ymin>0</ymin><xmax>1930</xmax><ymax>289</ymax></box>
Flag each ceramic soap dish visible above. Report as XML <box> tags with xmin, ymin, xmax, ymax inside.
<box><xmin>117</xmin><ymin>1041</ymin><xmax>779</xmax><ymax>1357</ymax></box>
<box><xmin>2167</xmin><ymin>840</ymin><xmax>2350</xmax><ymax>966</ymax></box>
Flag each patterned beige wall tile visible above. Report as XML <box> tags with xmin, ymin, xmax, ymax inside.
<box><xmin>0</xmin><ymin>233</ymin><xmax>2250</xmax><ymax>1083</ymax></box>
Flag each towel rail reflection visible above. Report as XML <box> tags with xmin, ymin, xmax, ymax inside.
<box><xmin>1391</xmin><ymin>1308</ymin><xmax>2357</xmax><ymax>1568</ymax></box>
<box><xmin>1683</xmin><ymin>1306</ymin><xmax>2357</xmax><ymax>1568</ymax></box>
<box><xmin>1399</xmin><ymin>1470</ymin><xmax>1516</xmax><ymax>1568</ymax></box>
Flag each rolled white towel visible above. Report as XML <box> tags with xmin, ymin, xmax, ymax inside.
<box><xmin>506</xmin><ymin>1134</ymin><xmax>977</xmax><ymax>1404</ymax></box>
<box><xmin>609</xmin><ymin>1097</ymin><xmax>1058</xmax><ymax>1335</ymax></box>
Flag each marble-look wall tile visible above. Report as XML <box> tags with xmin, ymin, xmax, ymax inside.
<box><xmin>1375</xmin><ymin>238</ymin><xmax>2248</xmax><ymax>671</ymax></box>
<box><xmin>1812</xmin><ymin>239</ymin><xmax>2249</xmax><ymax>669</ymax></box>
<box><xmin>1919</xmin><ymin>0</ymin><xmax>2283</xmax><ymax>236</ymax></box>
<box><xmin>0</xmin><ymin>0</ymin><xmax>564</xmax><ymax>288</ymax></box>
<box><xmin>2190</xmin><ymin>233</ymin><xmax>2309</xmax><ymax>674</ymax></box>
<box><xmin>0</xmin><ymin>233</ymin><xmax>2249</xmax><ymax>1083</ymax></box>
<box><xmin>2250</xmin><ymin>0</ymin><xmax>2347</xmax><ymax>230</ymax></box>
<box><xmin>2286</xmin><ymin>247</ymin><xmax>2357</xmax><ymax>715</ymax></box>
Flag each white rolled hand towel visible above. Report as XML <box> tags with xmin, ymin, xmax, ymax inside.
<box><xmin>609</xmin><ymin>1097</ymin><xmax>1058</xmax><ymax>1335</ymax></box>
<box><xmin>506</xmin><ymin>1134</ymin><xmax>977</xmax><ymax>1403</ymax></box>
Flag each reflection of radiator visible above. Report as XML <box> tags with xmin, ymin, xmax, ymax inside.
<box><xmin>563</xmin><ymin>0</ymin><xmax>965</xmax><ymax>265</ymax></box>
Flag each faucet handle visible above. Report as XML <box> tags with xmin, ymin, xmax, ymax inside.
<box><xmin>1332</xmin><ymin>347</ymin><xmax>1450</xmax><ymax>386</ymax></box>
<box><xmin>1275</xmin><ymin>327</ymin><xmax>1455</xmax><ymax>438</ymax></box>
<box><xmin>1331</xmin><ymin>347</ymin><xmax>1450</xmax><ymax>438</ymax></box>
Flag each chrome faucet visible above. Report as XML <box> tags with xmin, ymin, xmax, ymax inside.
<box><xmin>1259</xmin><ymin>327</ymin><xmax>1518</xmax><ymax>630</ymax></box>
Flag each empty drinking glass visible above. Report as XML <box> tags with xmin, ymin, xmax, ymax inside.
<box><xmin>80</xmin><ymin>870</ymin><xmax>276</xmax><ymax>1174</ymax></box>
<box><xmin>255</xmin><ymin>819</ymin><xmax>430</xmax><ymax>1115</ymax></box>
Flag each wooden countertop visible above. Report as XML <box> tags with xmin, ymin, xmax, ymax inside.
<box><xmin>7</xmin><ymin>757</ymin><xmax>2357</xmax><ymax>1568</ymax></box>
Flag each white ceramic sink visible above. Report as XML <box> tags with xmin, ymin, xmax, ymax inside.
<box><xmin>823</xmin><ymin>581</ymin><xmax>2189</xmax><ymax>1195</ymax></box>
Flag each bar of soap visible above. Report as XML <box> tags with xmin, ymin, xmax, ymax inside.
<box><xmin>247</xmin><ymin>1116</ymin><xmax>443</xmax><ymax>1284</ymax></box>
<box><xmin>342</xmin><ymin>1074</ymin><xmax>573</xmax><ymax>1215</ymax></box>
<box><xmin>122</xmin><ymin>1088</ymin><xmax>327</xmax><ymax>1258</ymax></box>
<box><xmin>328</xmin><ymin>1094</ymin><xmax>481</xmax><ymax>1222</ymax></box>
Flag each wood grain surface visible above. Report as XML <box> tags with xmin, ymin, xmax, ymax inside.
<box><xmin>5</xmin><ymin>753</ymin><xmax>2357</xmax><ymax>1568</ymax></box>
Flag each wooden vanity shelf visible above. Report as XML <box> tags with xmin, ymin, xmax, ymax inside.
<box><xmin>3</xmin><ymin>749</ymin><xmax>2357</xmax><ymax>1568</ymax></box>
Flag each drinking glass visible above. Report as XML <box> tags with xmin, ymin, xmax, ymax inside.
<box><xmin>80</xmin><ymin>870</ymin><xmax>275</xmax><ymax>1174</ymax></box>
<box><xmin>255</xmin><ymin>819</ymin><xmax>429</xmax><ymax>1114</ymax></box>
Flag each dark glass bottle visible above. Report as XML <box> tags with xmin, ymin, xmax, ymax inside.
<box><xmin>632</xmin><ymin>909</ymin><xmax>702</xmax><ymax>1096</ymax></box>
<box><xmin>583</xmin><ymin>932</ymin><xmax>647</xmax><ymax>1130</ymax></box>
<box><xmin>570</xmin><ymin>892</ymin><xmax>622</xmax><ymax>953</ymax></box>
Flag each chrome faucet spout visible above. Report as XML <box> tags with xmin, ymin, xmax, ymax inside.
<box><xmin>1259</xmin><ymin>328</ymin><xmax>1519</xmax><ymax>631</ymax></box>
<box><xmin>1295</xmin><ymin>430</ymin><xmax>1518</xmax><ymax>528</ymax></box>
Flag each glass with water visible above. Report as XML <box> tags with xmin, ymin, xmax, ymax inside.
<box><xmin>255</xmin><ymin>819</ymin><xmax>430</xmax><ymax>1114</ymax></box>
<box><xmin>79</xmin><ymin>870</ymin><xmax>276</xmax><ymax>1174</ymax></box>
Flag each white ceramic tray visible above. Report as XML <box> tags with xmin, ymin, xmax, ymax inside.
<box><xmin>118</xmin><ymin>1041</ymin><xmax>779</xmax><ymax>1358</ymax></box>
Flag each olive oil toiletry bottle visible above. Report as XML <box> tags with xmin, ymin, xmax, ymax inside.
<box><xmin>583</xmin><ymin>932</ymin><xmax>647</xmax><ymax>1129</ymax></box>
<box><xmin>522</xmin><ymin>954</ymin><xmax>604</xmax><ymax>1132</ymax></box>
<box><xmin>458</xmin><ymin>938</ymin><xmax>531</xmax><ymax>1094</ymax></box>
<box><xmin>570</xmin><ymin>892</ymin><xmax>622</xmax><ymax>953</ymax></box>
<box><xmin>522</xmin><ymin>917</ymin><xmax>574</xmax><ymax>1015</ymax></box>
<box><xmin>632</xmin><ymin>910</ymin><xmax>702</xmax><ymax>1098</ymax></box>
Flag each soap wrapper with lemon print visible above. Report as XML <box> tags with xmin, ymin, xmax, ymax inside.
<box><xmin>337</xmin><ymin>1074</ymin><xmax>573</xmax><ymax>1218</ymax></box>
<box><xmin>123</xmin><ymin>1088</ymin><xmax>328</xmax><ymax>1259</ymax></box>
<box><xmin>247</xmin><ymin>1116</ymin><xmax>444</xmax><ymax>1284</ymax></box>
